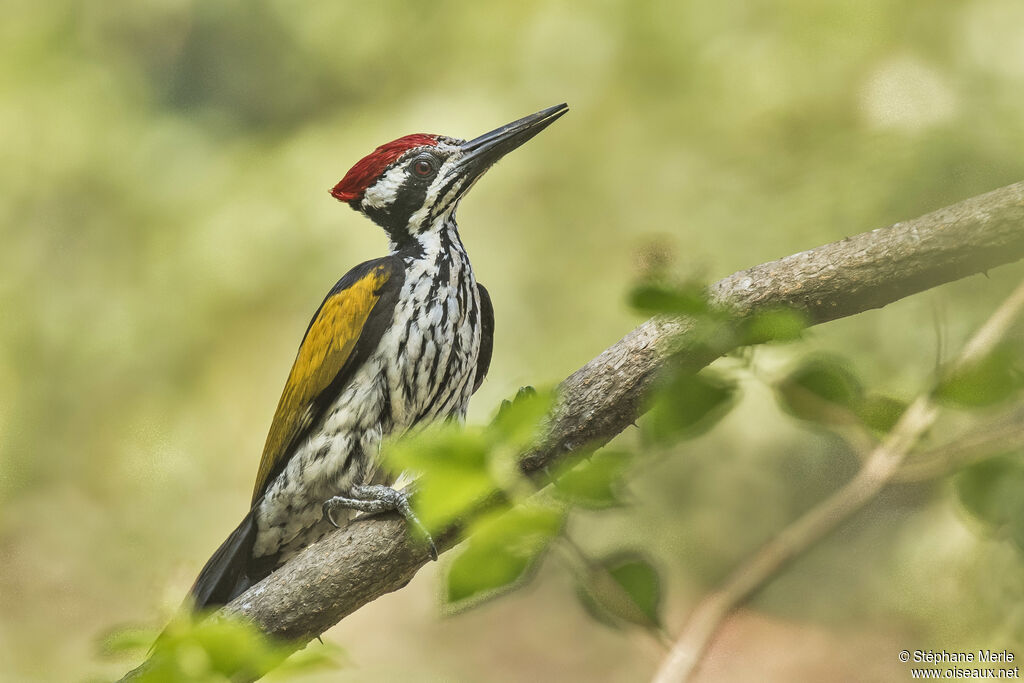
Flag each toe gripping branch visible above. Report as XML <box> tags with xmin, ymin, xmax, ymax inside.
<box><xmin>322</xmin><ymin>484</ymin><xmax>438</xmax><ymax>561</ymax></box>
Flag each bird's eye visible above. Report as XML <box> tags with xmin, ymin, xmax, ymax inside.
<box><xmin>412</xmin><ymin>158</ymin><xmax>436</xmax><ymax>177</ymax></box>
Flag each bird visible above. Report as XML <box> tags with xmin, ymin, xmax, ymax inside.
<box><xmin>187</xmin><ymin>103</ymin><xmax>569</xmax><ymax>610</ymax></box>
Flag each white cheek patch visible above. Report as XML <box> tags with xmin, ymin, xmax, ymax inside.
<box><xmin>362</xmin><ymin>164</ymin><xmax>407</xmax><ymax>210</ymax></box>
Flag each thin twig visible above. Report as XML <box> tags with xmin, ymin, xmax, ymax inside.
<box><xmin>895</xmin><ymin>404</ymin><xmax>1024</xmax><ymax>482</ymax></box>
<box><xmin>651</xmin><ymin>279</ymin><xmax>1024</xmax><ymax>683</ymax></box>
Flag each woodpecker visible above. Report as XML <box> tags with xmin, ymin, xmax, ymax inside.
<box><xmin>188</xmin><ymin>103</ymin><xmax>569</xmax><ymax>610</ymax></box>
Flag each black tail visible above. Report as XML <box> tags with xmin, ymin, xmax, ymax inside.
<box><xmin>189</xmin><ymin>510</ymin><xmax>258</xmax><ymax>610</ymax></box>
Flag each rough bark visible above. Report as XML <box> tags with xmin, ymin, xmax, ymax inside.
<box><xmin>121</xmin><ymin>181</ymin><xmax>1024</xmax><ymax>680</ymax></box>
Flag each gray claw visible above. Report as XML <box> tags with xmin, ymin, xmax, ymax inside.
<box><xmin>322</xmin><ymin>500</ymin><xmax>340</xmax><ymax>528</ymax></box>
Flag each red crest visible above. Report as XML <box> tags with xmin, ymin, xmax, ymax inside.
<box><xmin>330</xmin><ymin>134</ymin><xmax>439</xmax><ymax>203</ymax></box>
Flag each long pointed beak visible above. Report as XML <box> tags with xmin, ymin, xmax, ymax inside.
<box><xmin>458</xmin><ymin>103</ymin><xmax>569</xmax><ymax>179</ymax></box>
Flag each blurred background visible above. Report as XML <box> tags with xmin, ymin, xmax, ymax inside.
<box><xmin>3</xmin><ymin>0</ymin><xmax>1024</xmax><ymax>680</ymax></box>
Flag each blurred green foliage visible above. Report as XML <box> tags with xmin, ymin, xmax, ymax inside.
<box><xmin>384</xmin><ymin>389</ymin><xmax>568</xmax><ymax>610</ymax></box>
<box><xmin>384</xmin><ymin>424</ymin><xmax>496</xmax><ymax>534</ymax></box>
<box><xmin>775</xmin><ymin>353</ymin><xmax>911</xmax><ymax>433</ymax></box>
<box><xmin>643</xmin><ymin>368</ymin><xmax>738</xmax><ymax>445</ymax></box>
<box><xmin>628</xmin><ymin>281</ymin><xmax>713</xmax><ymax>318</ymax></box>
<box><xmin>739</xmin><ymin>308</ymin><xmax>809</xmax><ymax>346</ymax></box>
<box><xmin>386</xmin><ymin>386</ymin><xmax>664</xmax><ymax>630</ymax></box>
<box><xmin>384</xmin><ymin>388</ymin><xmax>555</xmax><ymax>533</ymax></box>
<box><xmin>778</xmin><ymin>355</ymin><xmax>864</xmax><ymax>421</ymax></box>
<box><xmin>5</xmin><ymin>0</ymin><xmax>1024</xmax><ymax>680</ymax></box>
<box><xmin>956</xmin><ymin>456</ymin><xmax>1024</xmax><ymax>553</ymax></box>
<box><xmin>101</xmin><ymin>614</ymin><xmax>343</xmax><ymax>682</ymax></box>
<box><xmin>446</xmin><ymin>502</ymin><xmax>564</xmax><ymax>607</ymax></box>
<box><xmin>552</xmin><ymin>449</ymin><xmax>634</xmax><ymax>509</ymax></box>
<box><xmin>577</xmin><ymin>553</ymin><xmax>663</xmax><ymax>631</ymax></box>
<box><xmin>935</xmin><ymin>343</ymin><xmax>1024</xmax><ymax>408</ymax></box>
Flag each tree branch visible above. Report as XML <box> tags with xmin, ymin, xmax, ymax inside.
<box><xmin>122</xmin><ymin>181</ymin><xmax>1024</xmax><ymax>680</ymax></box>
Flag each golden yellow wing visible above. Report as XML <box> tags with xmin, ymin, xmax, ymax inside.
<box><xmin>251</xmin><ymin>258</ymin><xmax>402</xmax><ymax>503</ymax></box>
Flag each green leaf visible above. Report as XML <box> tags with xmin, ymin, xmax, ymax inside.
<box><xmin>270</xmin><ymin>641</ymin><xmax>348</xmax><ymax>679</ymax></box>
<box><xmin>776</xmin><ymin>357</ymin><xmax>908</xmax><ymax>432</ymax></box>
<box><xmin>577</xmin><ymin>553</ymin><xmax>663</xmax><ymax>630</ymax></box>
<box><xmin>643</xmin><ymin>368</ymin><xmax>737</xmax><ymax>445</ymax></box>
<box><xmin>776</xmin><ymin>355</ymin><xmax>863</xmax><ymax>425</ymax></box>
<box><xmin>383</xmin><ymin>424</ymin><xmax>496</xmax><ymax>532</ymax></box>
<box><xmin>487</xmin><ymin>386</ymin><xmax>555</xmax><ymax>452</ymax></box>
<box><xmin>111</xmin><ymin>613</ymin><xmax>344</xmax><ymax>682</ymax></box>
<box><xmin>446</xmin><ymin>503</ymin><xmax>564</xmax><ymax>607</ymax></box>
<box><xmin>552</xmin><ymin>449</ymin><xmax>633</xmax><ymax>508</ymax></box>
<box><xmin>855</xmin><ymin>394</ymin><xmax>908</xmax><ymax>433</ymax></box>
<box><xmin>740</xmin><ymin>307</ymin><xmax>808</xmax><ymax>345</ymax></box>
<box><xmin>955</xmin><ymin>455</ymin><xmax>1024</xmax><ymax>551</ymax></box>
<box><xmin>935</xmin><ymin>343</ymin><xmax>1024</xmax><ymax>408</ymax></box>
<box><xmin>628</xmin><ymin>282</ymin><xmax>711</xmax><ymax>317</ymax></box>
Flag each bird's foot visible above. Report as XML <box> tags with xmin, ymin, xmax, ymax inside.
<box><xmin>322</xmin><ymin>485</ymin><xmax>438</xmax><ymax>561</ymax></box>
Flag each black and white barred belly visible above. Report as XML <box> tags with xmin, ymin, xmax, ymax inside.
<box><xmin>252</xmin><ymin>237</ymin><xmax>481</xmax><ymax>564</ymax></box>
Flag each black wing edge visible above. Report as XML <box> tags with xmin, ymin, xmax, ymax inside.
<box><xmin>473</xmin><ymin>283</ymin><xmax>494</xmax><ymax>393</ymax></box>
<box><xmin>188</xmin><ymin>508</ymin><xmax>257</xmax><ymax>610</ymax></box>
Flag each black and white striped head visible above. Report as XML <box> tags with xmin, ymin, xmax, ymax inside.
<box><xmin>331</xmin><ymin>104</ymin><xmax>568</xmax><ymax>249</ymax></box>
